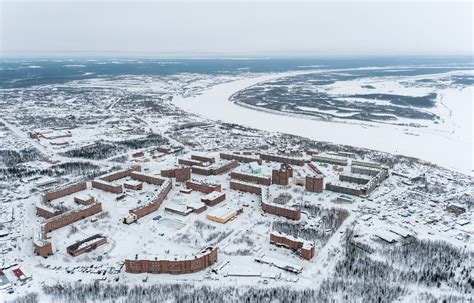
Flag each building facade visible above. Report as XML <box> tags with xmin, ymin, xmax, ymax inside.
<box><xmin>125</xmin><ymin>247</ymin><xmax>218</xmax><ymax>274</ymax></box>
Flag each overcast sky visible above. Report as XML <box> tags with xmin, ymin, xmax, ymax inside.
<box><xmin>1</xmin><ymin>0</ymin><xmax>472</xmax><ymax>57</ymax></box>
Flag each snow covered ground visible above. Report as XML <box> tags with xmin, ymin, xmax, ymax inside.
<box><xmin>174</xmin><ymin>71</ymin><xmax>473</xmax><ymax>175</ymax></box>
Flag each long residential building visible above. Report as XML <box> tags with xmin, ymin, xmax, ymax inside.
<box><xmin>230</xmin><ymin>171</ymin><xmax>271</xmax><ymax>186</ymax></box>
<box><xmin>312</xmin><ymin>155</ymin><xmax>348</xmax><ymax>166</ymax></box>
<box><xmin>259</xmin><ymin>153</ymin><xmax>305</xmax><ymax>166</ymax></box>
<box><xmin>230</xmin><ymin>180</ymin><xmax>262</xmax><ymax>196</ymax></box>
<box><xmin>191</xmin><ymin>155</ymin><xmax>215</xmax><ymax>164</ymax></box>
<box><xmin>125</xmin><ymin>246</ymin><xmax>218</xmax><ymax>274</ymax></box>
<box><xmin>43</xmin><ymin>202</ymin><xmax>103</xmax><ymax>233</ymax></box>
<box><xmin>43</xmin><ymin>182</ymin><xmax>87</xmax><ymax>202</ymax></box>
<box><xmin>220</xmin><ymin>152</ymin><xmax>262</xmax><ymax>165</ymax></box>
<box><xmin>186</xmin><ymin>179</ymin><xmax>221</xmax><ymax>194</ymax></box>
<box><xmin>270</xmin><ymin>232</ymin><xmax>315</xmax><ymax>260</ymax></box>
<box><xmin>261</xmin><ymin>191</ymin><xmax>300</xmax><ymax>220</ymax></box>
<box><xmin>99</xmin><ymin>166</ymin><xmax>142</xmax><ymax>182</ymax></box>
<box><xmin>130</xmin><ymin>172</ymin><xmax>166</xmax><ymax>186</ymax></box>
<box><xmin>129</xmin><ymin>180</ymin><xmax>172</xmax><ymax>219</ymax></box>
<box><xmin>91</xmin><ymin>180</ymin><xmax>123</xmax><ymax>194</ymax></box>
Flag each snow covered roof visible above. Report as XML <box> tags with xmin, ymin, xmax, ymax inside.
<box><xmin>207</xmin><ymin>205</ymin><xmax>239</xmax><ymax>219</ymax></box>
<box><xmin>202</xmin><ymin>191</ymin><xmax>225</xmax><ymax>201</ymax></box>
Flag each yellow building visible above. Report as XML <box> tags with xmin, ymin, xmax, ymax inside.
<box><xmin>206</xmin><ymin>205</ymin><xmax>242</xmax><ymax>224</ymax></box>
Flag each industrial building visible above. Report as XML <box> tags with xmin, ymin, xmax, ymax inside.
<box><xmin>206</xmin><ymin>205</ymin><xmax>243</xmax><ymax>223</ymax></box>
<box><xmin>66</xmin><ymin>234</ymin><xmax>107</xmax><ymax>257</ymax></box>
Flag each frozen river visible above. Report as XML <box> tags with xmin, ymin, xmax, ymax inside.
<box><xmin>173</xmin><ymin>72</ymin><xmax>473</xmax><ymax>175</ymax></box>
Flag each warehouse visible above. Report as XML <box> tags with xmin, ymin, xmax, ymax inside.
<box><xmin>206</xmin><ymin>205</ymin><xmax>243</xmax><ymax>223</ymax></box>
<box><xmin>66</xmin><ymin>234</ymin><xmax>107</xmax><ymax>257</ymax></box>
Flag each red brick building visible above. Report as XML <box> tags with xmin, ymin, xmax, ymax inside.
<box><xmin>270</xmin><ymin>232</ymin><xmax>315</xmax><ymax>260</ymax></box>
<box><xmin>259</xmin><ymin>153</ymin><xmax>305</xmax><ymax>166</ymax></box>
<box><xmin>305</xmin><ymin>175</ymin><xmax>324</xmax><ymax>193</ymax></box>
<box><xmin>229</xmin><ymin>180</ymin><xmax>262</xmax><ymax>195</ymax></box>
<box><xmin>191</xmin><ymin>166</ymin><xmax>213</xmax><ymax>176</ymax></box>
<box><xmin>66</xmin><ymin>234</ymin><xmax>107</xmax><ymax>257</ymax></box>
<box><xmin>178</xmin><ymin>158</ymin><xmax>204</xmax><ymax>167</ymax></box>
<box><xmin>43</xmin><ymin>182</ymin><xmax>87</xmax><ymax>202</ymax></box>
<box><xmin>43</xmin><ymin>202</ymin><xmax>103</xmax><ymax>233</ymax></box>
<box><xmin>220</xmin><ymin>152</ymin><xmax>262</xmax><ymax>165</ymax></box>
<box><xmin>74</xmin><ymin>194</ymin><xmax>95</xmax><ymax>205</ymax></box>
<box><xmin>124</xmin><ymin>181</ymin><xmax>143</xmax><ymax>191</ymax></box>
<box><xmin>261</xmin><ymin>201</ymin><xmax>301</xmax><ymax>220</ymax></box>
<box><xmin>92</xmin><ymin>180</ymin><xmax>123</xmax><ymax>194</ymax></box>
<box><xmin>129</xmin><ymin>181</ymin><xmax>172</xmax><ymax>219</ymax></box>
<box><xmin>211</xmin><ymin>160</ymin><xmax>239</xmax><ymax>175</ymax></box>
<box><xmin>125</xmin><ymin>246</ymin><xmax>218</xmax><ymax>274</ymax></box>
<box><xmin>34</xmin><ymin>241</ymin><xmax>53</xmax><ymax>257</ymax></box>
<box><xmin>161</xmin><ymin>167</ymin><xmax>192</xmax><ymax>182</ymax></box>
<box><xmin>201</xmin><ymin>191</ymin><xmax>226</xmax><ymax>206</ymax></box>
<box><xmin>36</xmin><ymin>206</ymin><xmax>63</xmax><ymax>219</ymax></box>
<box><xmin>130</xmin><ymin>172</ymin><xmax>166</xmax><ymax>185</ymax></box>
<box><xmin>230</xmin><ymin>171</ymin><xmax>271</xmax><ymax>186</ymax></box>
<box><xmin>99</xmin><ymin>166</ymin><xmax>142</xmax><ymax>182</ymax></box>
<box><xmin>33</xmin><ymin>227</ymin><xmax>53</xmax><ymax>257</ymax></box>
<box><xmin>191</xmin><ymin>154</ymin><xmax>215</xmax><ymax>164</ymax></box>
<box><xmin>272</xmin><ymin>164</ymin><xmax>293</xmax><ymax>186</ymax></box>
<box><xmin>186</xmin><ymin>180</ymin><xmax>221</xmax><ymax>194</ymax></box>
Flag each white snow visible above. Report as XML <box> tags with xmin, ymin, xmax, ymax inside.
<box><xmin>173</xmin><ymin>72</ymin><xmax>473</xmax><ymax>175</ymax></box>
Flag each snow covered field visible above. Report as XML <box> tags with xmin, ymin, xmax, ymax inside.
<box><xmin>174</xmin><ymin>71</ymin><xmax>473</xmax><ymax>175</ymax></box>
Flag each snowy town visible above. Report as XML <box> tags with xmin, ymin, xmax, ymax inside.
<box><xmin>0</xmin><ymin>95</ymin><xmax>472</xmax><ymax>301</ymax></box>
